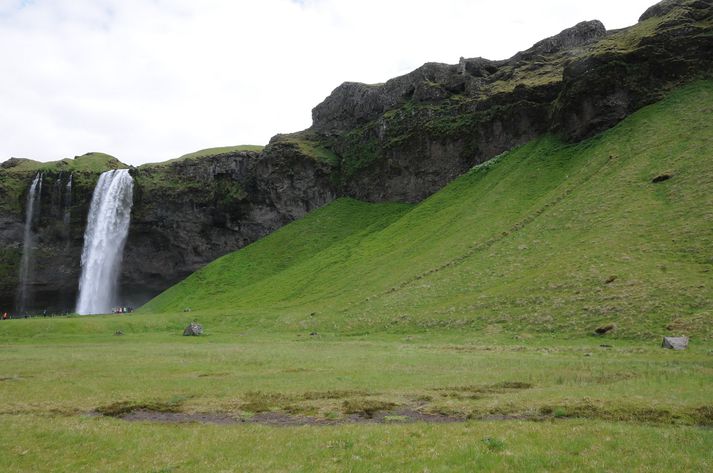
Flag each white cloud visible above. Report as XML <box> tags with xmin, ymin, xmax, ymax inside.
<box><xmin>0</xmin><ymin>0</ymin><xmax>656</xmax><ymax>165</ymax></box>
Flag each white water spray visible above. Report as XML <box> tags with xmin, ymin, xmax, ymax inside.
<box><xmin>76</xmin><ymin>169</ymin><xmax>134</xmax><ymax>315</ymax></box>
<box><xmin>16</xmin><ymin>173</ymin><xmax>43</xmax><ymax>312</ymax></box>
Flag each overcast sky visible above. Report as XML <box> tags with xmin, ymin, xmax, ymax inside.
<box><xmin>0</xmin><ymin>0</ymin><xmax>656</xmax><ymax>165</ymax></box>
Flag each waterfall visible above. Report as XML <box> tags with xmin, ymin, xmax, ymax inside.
<box><xmin>76</xmin><ymin>169</ymin><xmax>134</xmax><ymax>315</ymax></box>
<box><xmin>63</xmin><ymin>173</ymin><xmax>73</xmax><ymax>230</ymax></box>
<box><xmin>51</xmin><ymin>173</ymin><xmax>63</xmax><ymax>219</ymax></box>
<box><xmin>16</xmin><ymin>173</ymin><xmax>43</xmax><ymax>313</ymax></box>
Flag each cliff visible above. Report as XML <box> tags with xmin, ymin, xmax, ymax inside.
<box><xmin>306</xmin><ymin>0</ymin><xmax>713</xmax><ymax>201</ymax></box>
<box><xmin>0</xmin><ymin>145</ymin><xmax>334</xmax><ymax>312</ymax></box>
<box><xmin>0</xmin><ymin>0</ymin><xmax>711</xmax><ymax>313</ymax></box>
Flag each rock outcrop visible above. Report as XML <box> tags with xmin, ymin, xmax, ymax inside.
<box><xmin>183</xmin><ymin>322</ymin><xmax>203</xmax><ymax>336</ymax></box>
<box><xmin>308</xmin><ymin>0</ymin><xmax>713</xmax><ymax>202</ymax></box>
<box><xmin>0</xmin><ymin>0</ymin><xmax>711</xmax><ymax>313</ymax></box>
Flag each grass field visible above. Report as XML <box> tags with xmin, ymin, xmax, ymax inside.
<box><xmin>1</xmin><ymin>331</ymin><xmax>712</xmax><ymax>472</ymax></box>
<box><xmin>1</xmin><ymin>82</ymin><xmax>713</xmax><ymax>471</ymax></box>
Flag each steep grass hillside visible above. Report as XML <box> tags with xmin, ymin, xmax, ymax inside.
<box><xmin>143</xmin><ymin>81</ymin><xmax>713</xmax><ymax>339</ymax></box>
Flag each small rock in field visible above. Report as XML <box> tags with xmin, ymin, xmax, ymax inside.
<box><xmin>114</xmin><ymin>330</ymin><xmax>124</xmax><ymax>336</ymax></box>
<box><xmin>595</xmin><ymin>324</ymin><xmax>615</xmax><ymax>335</ymax></box>
<box><xmin>662</xmin><ymin>336</ymin><xmax>688</xmax><ymax>350</ymax></box>
<box><xmin>652</xmin><ymin>174</ymin><xmax>672</xmax><ymax>183</ymax></box>
<box><xmin>584</xmin><ymin>353</ymin><xmax>592</xmax><ymax>357</ymax></box>
<box><xmin>183</xmin><ymin>322</ymin><xmax>203</xmax><ymax>336</ymax></box>
<box><xmin>310</xmin><ymin>331</ymin><xmax>318</xmax><ymax>337</ymax></box>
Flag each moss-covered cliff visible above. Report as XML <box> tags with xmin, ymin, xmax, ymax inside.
<box><xmin>304</xmin><ymin>0</ymin><xmax>713</xmax><ymax>201</ymax></box>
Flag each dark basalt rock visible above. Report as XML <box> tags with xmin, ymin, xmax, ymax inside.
<box><xmin>652</xmin><ymin>174</ymin><xmax>673</xmax><ymax>183</ymax></box>
<box><xmin>638</xmin><ymin>0</ymin><xmax>705</xmax><ymax>22</ymax></box>
<box><xmin>310</xmin><ymin>0</ymin><xmax>713</xmax><ymax>201</ymax></box>
<box><xmin>516</xmin><ymin>20</ymin><xmax>607</xmax><ymax>58</ymax></box>
<box><xmin>123</xmin><ymin>146</ymin><xmax>336</xmax><ymax>307</ymax></box>
<box><xmin>595</xmin><ymin>324</ymin><xmax>616</xmax><ymax>335</ymax></box>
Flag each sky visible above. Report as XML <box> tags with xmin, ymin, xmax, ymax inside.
<box><xmin>0</xmin><ymin>0</ymin><xmax>657</xmax><ymax>165</ymax></box>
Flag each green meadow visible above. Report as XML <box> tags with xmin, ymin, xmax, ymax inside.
<box><xmin>1</xmin><ymin>332</ymin><xmax>712</xmax><ymax>472</ymax></box>
<box><xmin>1</xmin><ymin>82</ymin><xmax>713</xmax><ymax>472</ymax></box>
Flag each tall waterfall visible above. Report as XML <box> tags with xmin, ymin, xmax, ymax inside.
<box><xmin>16</xmin><ymin>173</ymin><xmax>43</xmax><ymax>313</ymax></box>
<box><xmin>76</xmin><ymin>169</ymin><xmax>134</xmax><ymax>315</ymax></box>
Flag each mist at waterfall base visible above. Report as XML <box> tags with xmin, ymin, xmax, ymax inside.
<box><xmin>76</xmin><ymin>169</ymin><xmax>134</xmax><ymax>315</ymax></box>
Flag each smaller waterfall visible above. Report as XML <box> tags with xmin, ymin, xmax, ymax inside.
<box><xmin>76</xmin><ymin>169</ymin><xmax>134</xmax><ymax>315</ymax></box>
<box><xmin>51</xmin><ymin>173</ymin><xmax>63</xmax><ymax>219</ymax></box>
<box><xmin>63</xmin><ymin>173</ymin><xmax>73</xmax><ymax>229</ymax></box>
<box><xmin>16</xmin><ymin>173</ymin><xmax>43</xmax><ymax>313</ymax></box>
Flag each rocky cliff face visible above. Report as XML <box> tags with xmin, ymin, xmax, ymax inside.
<box><xmin>307</xmin><ymin>0</ymin><xmax>713</xmax><ymax>202</ymax></box>
<box><xmin>0</xmin><ymin>0</ymin><xmax>711</xmax><ymax>313</ymax></box>
<box><xmin>0</xmin><ymin>146</ymin><xmax>335</xmax><ymax>313</ymax></box>
<box><xmin>123</xmin><ymin>145</ymin><xmax>335</xmax><ymax>305</ymax></box>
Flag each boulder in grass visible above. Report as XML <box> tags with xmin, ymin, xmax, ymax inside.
<box><xmin>662</xmin><ymin>336</ymin><xmax>688</xmax><ymax>350</ymax></box>
<box><xmin>652</xmin><ymin>174</ymin><xmax>672</xmax><ymax>183</ymax></box>
<box><xmin>595</xmin><ymin>324</ymin><xmax>615</xmax><ymax>335</ymax></box>
<box><xmin>183</xmin><ymin>322</ymin><xmax>203</xmax><ymax>336</ymax></box>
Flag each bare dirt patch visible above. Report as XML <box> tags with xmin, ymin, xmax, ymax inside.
<box><xmin>105</xmin><ymin>407</ymin><xmax>464</xmax><ymax>426</ymax></box>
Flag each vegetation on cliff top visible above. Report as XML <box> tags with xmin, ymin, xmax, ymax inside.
<box><xmin>0</xmin><ymin>152</ymin><xmax>126</xmax><ymax>173</ymax></box>
<box><xmin>139</xmin><ymin>145</ymin><xmax>264</xmax><ymax>168</ymax></box>
<box><xmin>0</xmin><ymin>152</ymin><xmax>127</xmax><ymax>214</ymax></box>
<box><xmin>267</xmin><ymin>133</ymin><xmax>340</xmax><ymax>166</ymax></box>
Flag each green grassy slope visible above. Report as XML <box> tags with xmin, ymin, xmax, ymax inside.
<box><xmin>144</xmin><ymin>199</ymin><xmax>413</xmax><ymax>313</ymax></box>
<box><xmin>143</xmin><ymin>81</ymin><xmax>712</xmax><ymax>338</ymax></box>
<box><xmin>142</xmin><ymin>81</ymin><xmax>713</xmax><ymax>339</ymax></box>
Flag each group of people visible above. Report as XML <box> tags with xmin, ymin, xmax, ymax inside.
<box><xmin>112</xmin><ymin>306</ymin><xmax>134</xmax><ymax>314</ymax></box>
<box><xmin>2</xmin><ymin>309</ymin><xmax>69</xmax><ymax>320</ymax></box>
<box><xmin>2</xmin><ymin>306</ymin><xmax>136</xmax><ymax>318</ymax></box>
